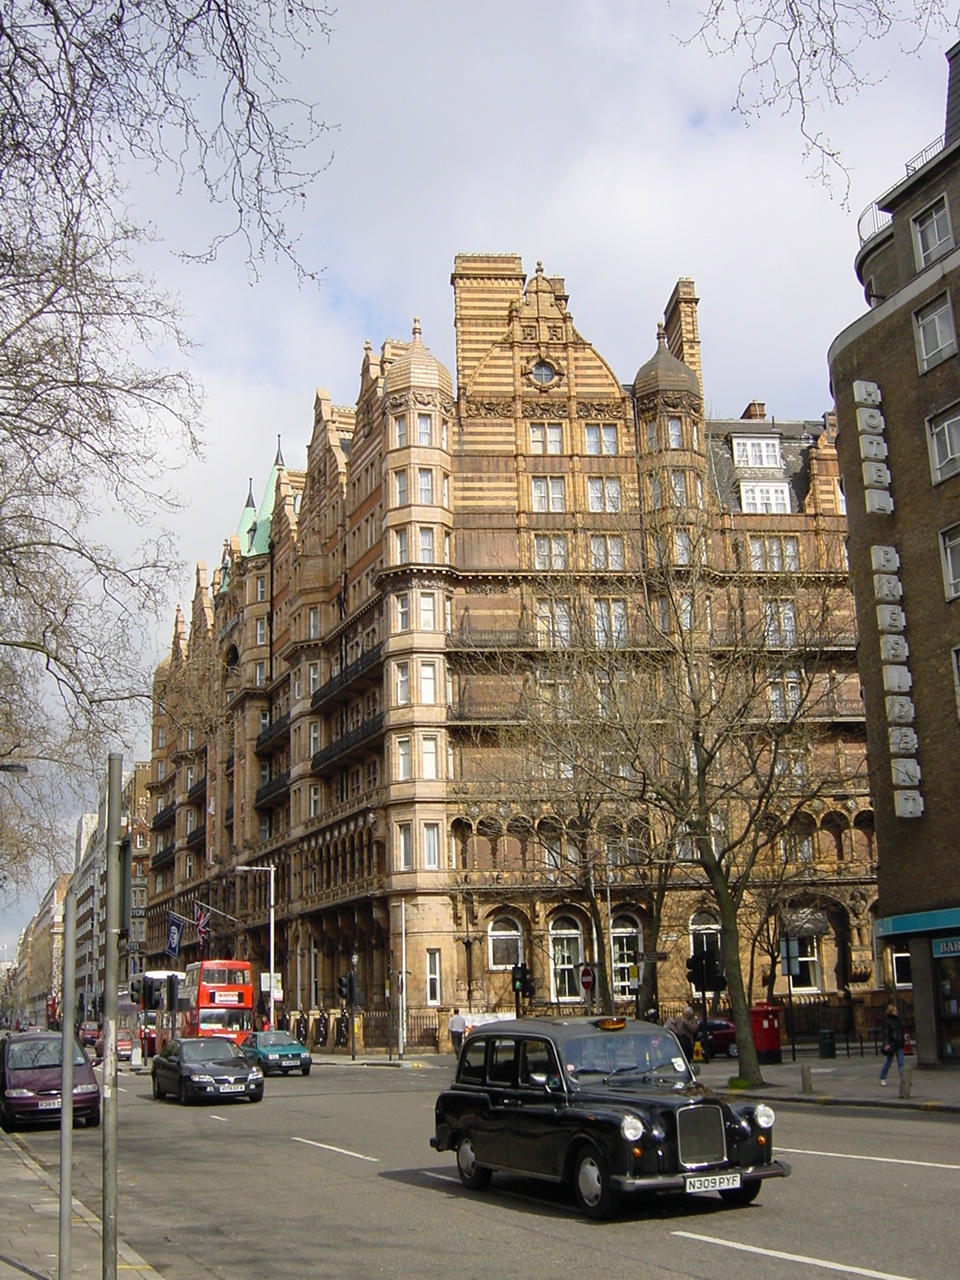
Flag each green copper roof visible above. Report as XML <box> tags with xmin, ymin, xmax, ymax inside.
<box><xmin>247</xmin><ymin>439</ymin><xmax>284</xmax><ymax>557</ymax></box>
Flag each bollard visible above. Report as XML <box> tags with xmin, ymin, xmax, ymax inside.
<box><xmin>801</xmin><ymin>1063</ymin><xmax>814</xmax><ymax>1094</ymax></box>
<box><xmin>899</xmin><ymin>1064</ymin><xmax>914</xmax><ymax>1099</ymax></box>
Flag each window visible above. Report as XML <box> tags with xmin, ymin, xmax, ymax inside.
<box><xmin>675</xmin><ymin>529</ymin><xmax>691</xmax><ymax>565</ymax></box>
<box><xmin>397</xmin><ymin>737</ymin><xmax>411</xmax><ymax>780</ymax></box>
<box><xmin>764</xmin><ymin>600</ymin><xmax>797</xmax><ymax>646</ymax></box>
<box><xmin>646</xmin><ymin>422</ymin><xmax>658</xmax><ymax>451</ymax></box>
<box><xmin>534</xmin><ymin>534</ymin><xmax>567</xmax><ymax>569</ymax></box>
<box><xmin>585</xmin><ymin>423</ymin><xmax>617</xmax><ymax>455</ymax></box>
<box><xmin>442</xmin><ymin>474</ymin><xmax>450</xmax><ymax>507</ymax></box>
<box><xmin>255</xmin><ymin>661</ymin><xmax>266</xmax><ymax>687</ymax></box>
<box><xmin>733</xmin><ymin>436</ymin><xmax>782</xmax><ymax>469</ymax></box>
<box><xmin>650</xmin><ymin>475</ymin><xmax>662</xmax><ymax>509</ymax></box>
<box><xmin>488</xmin><ymin>917</ymin><xmax>522</xmax><ymax>969</ymax></box>
<box><xmin>536</xmin><ymin>599</ymin><xmax>571</xmax><ymax>647</ymax></box>
<box><xmin>668</xmin><ymin>417</ymin><xmax>683</xmax><ymax>449</ymax></box>
<box><xmin>791</xmin><ymin>935</ymin><xmax>821</xmax><ymax>993</ymax></box>
<box><xmin>941</xmin><ymin>524</ymin><xmax>960</xmax><ymax>598</ymax></box>
<box><xmin>418</xmin><ymin>468</ymin><xmax>433</xmax><ymax>504</ymax></box>
<box><xmin>418</xmin><ymin>412</ymin><xmax>432</xmax><ymax>446</ymax></box>
<box><xmin>769</xmin><ymin>669</ymin><xmax>801</xmax><ymax>718</ymax></box>
<box><xmin>612</xmin><ymin>916</ymin><xmax>643</xmax><ymax>998</ymax></box>
<box><xmin>309</xmin><ymin>784</ymin><xmax>321</xmax><ymax>818</ymax></box>
<box><xmin>550</xmin><ymin>915</ymin><xmax>583</xmax><ymax>1001</ymax></box>
<box><xmin>893</xmin><ymin>949</ymin><xmax>913</xmax><ymax>989</ymax></box>
<box><xmin>671</xmin><ymin>470</ymin><xmax>686</xmax><ymax>507</ymax></box>
<box><xmin>396</xmin><ymin>528</ymin><xmax>408</xmax><ymax>564</ymax></box>
<box><xmin>426</xmin><ymin>951</ymin><xmax>441</xmax><ymax>1005</ymax></box>
<box><xmin>419</xmin><ymin>527</ymin><xmax>434</xmax><ymax>563</ymax></box>
<box><xmin>588</xmin><ymin>477</ymin><xmax>621</xmax><ymax>512</ymax></box>
<box><xmin>421</xmin><ymin>661</ymin><xmax>436</xmax><ymax>704</ymax></box>
<box><xmin>308</xmin><ymin>662</ymin><xmax>320</xmax><ymax>695</ymax></box>
<box><xmin>396</xmin><ymin>661</ymin><xmax>410</xmax><ymax>705</ymax></box>
<box><xmin>928</xmin><ymin>406</ymin><xmax>960</xmax><ymax>483</ymax></box>
<box><xmin>394</xmin><ymin>469</ymin><xmax>407</xmax><ymax>506</ymax></box>
<box><xmin>916</xmin><ymin>293</ymin><xmax>957</xmax><ymax>371</ymax></box>
<box><xmin>256</xmin><ymin>576</ymin><xmax>266</xmax><ymax>602</ymax></box>
<box><xmin>914</xmin><ymin>195</ymin><xmax>953</xmax><ymax>268</ymax></box>
<box><xmin>308</xmin><ymin>721</ymin><xmax>320</xmax><ymax>755</ymax></box>
<box><xmin>157</xmin><ymin>725</ymin><xmax>165</xmax><ymax>749</ymax></box>
<box><xmin>441</xmin><ymin>419</ymin><xmax>449</xmax><ymax>450</ymax></box>
<box><xmin>156</xmin><ymin>873</ymin><xmax>162</xmax><ymax>893</ymax></box>
<box><xmin>397</xmin><ymin>822</ymin><xmax>412</xmax><ymax>870</ymax></box>
<box><xmin>531</xmin><ymin>476</ymin><xmax>565</xmax><ymax>512</ymax></box>
<box><xmin>397</xmin><ymin>594</ymin><xmax>410</xmax><ymax>631</ymax></box>
<box><xmin>423</xmin><ymin>822</ymin><xmax>440</xmax><ymax>870</ymax></box>
<box><xmin>741</xmin><ymin>483</ymin><xmax>790</xmax><ymax>514</ymax></box>
<box><xmin>591</xmin><ymin>534</ymin><xmax>624</xmax><ymax>570</ymax></box>
<box><xmin>395</xmin><ymin>415</ymin><xmax>407</xmax><ymax>448</ymax></box>
<box><xmin>420</xmin><ymin>592</ymin><xmax>436</xmax><ymax>630</ymax></box>
<box><xmin>422</xmin><ymin>736</ymin><xmax>438</xmax><ymax>779</ymax></box>
<box><xmin>530</xmin><ymin>422</ymin><xmax>562</xmax><ymax>454</ymax></box>
<box><xmin>594</xmin><ymin>598</ymin><xmax>627</xmax><ymax>647</ymax></box>
<box><xmin>256</xmin><ymin>617</ymin><xmax>267</xmax><ymax>645</ymax></box>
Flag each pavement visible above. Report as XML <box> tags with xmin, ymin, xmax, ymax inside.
<box><xmin>1</xmin><ymin>1045</ymin><xmax>958</xmax><ymax>1279</ymax></box>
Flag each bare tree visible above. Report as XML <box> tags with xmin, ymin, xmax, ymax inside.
<box><xmin>685</xmin><ymin>1</ymin><xmax>960</xmax><ymax>196</ymax></box>
<box><xmin>0</xmin><ymin>1</ymin><xmax>333</xmax><ymax>884</ymax></box>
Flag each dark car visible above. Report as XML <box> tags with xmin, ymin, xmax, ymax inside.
<box><xmin>78</xmin><ymin>1021</ymin><xmax>100</xmax><ymax>1048</ymax></box>
<box><xmin>0</xmin><ymin>1031</ymin><xmax>101</xmax><ymax>1130</ymax></box>
<box><xmin>239</xmin><ymin>1030</ymin><xmax>312</xmax><ymax>1076</ymax></box>
<box><xmin>95</xmin><ymin>1027</ymin><xmax>134</xmax><ymax>1062</ymax></box>
<box><xmin>431</xmin><ymin>1016</ymin><xmax>789</xmax><ymax>1219</ymax></box>
<box><xmin>703</xmin><ymin>1017</ymin><xmax>738</xmax><ymax>1058</ymax></box>
<box><xmin>151</xmin><ymin>1036</ymin><xmax>264</xmax><ymax>1105</ymax></box>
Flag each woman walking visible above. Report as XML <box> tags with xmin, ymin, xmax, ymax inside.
<box><xmin>880</xmin><ymin>1001</ymin><xmax>906</xmax><ymax>1085</ymax></box>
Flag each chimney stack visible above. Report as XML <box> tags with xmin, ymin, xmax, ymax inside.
<box><xmin>741</xmin><ymin>400</ymin><xmax>767</xmax><ymax>421</ymax></box>
<box><xmin>944</xmin><ymin>40</ymin><xmax>960</xmax><ymax>148</ymax></box>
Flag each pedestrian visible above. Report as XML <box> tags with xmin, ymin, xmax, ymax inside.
<box><xmin>666</xmin><ymin>1006</ymin><xmax>700</xmax><ymax>1061</ymax></box>
<box><xmin>448</xmin><ymin>1007</ymin><xmax>466</xmax><ymax>1055</ymax></box>
<box><xmin>880</xmin><ymin>1000</ymin><xmax>906</xmax><ymax>1085</ymax></box>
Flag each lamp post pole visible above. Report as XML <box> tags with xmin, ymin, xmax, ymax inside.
<box><xmin>236</xmin><ymin>865</ymin><xmax>275</xmax><ymax>1029</ymax></box>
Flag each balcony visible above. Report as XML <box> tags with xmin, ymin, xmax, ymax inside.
<box><xmin>446</xmin><ymin>698</ymin><xmax>525</xmax><ymax>725</ymax></box>
<box><xmin>857</xmin><ymin>134</ymin><xmax>944</xmax><ymax>245</ymax></box>
<box><xmin>446</xmin><ymin>627</ymin><xmax>537</xmax><ymax>653</ymax></box>
<box><xmin>224</xmin><ymin>803</ymin><xmax>234</xmax><ymax>827</ymax></box>
<box><xmin>311</xmin><ymin>712</ymin><xmax>385</xmax><ymax>774</ymax></box>
<box><xmin>151</xmin><ymin>801</ymin><xmax>176</xmax><ymax>832</ymax></box>
<box><xmin>311</xmin><ymin>643</ymin><xmax>383</xmax><ymax>711</ymax></box>
<box><xmin>187</xmin><ymin>776</ymin><xmax>207</xmax><ymax>804</ymax></box>
<box><xmin>185</xmin><ymin>822</ymin><xmax>206</xmax><ymax>849</ymax></box>
<box><xmin>254</xmin><ymin>770</ymin><xmax>291</xmax><ymax>809</ymax></box>
<box><xmin>225</xmin><ymin>752</ymin><xmax>235</xmax><ymax>775</ymax></box>
<box><xmin>255</xmin><ymin>711</ymin><xmax>290</xmax><ymax>754</ymax></box>
<box><xmin>151</xmin><ymin>843</ymin><xmax>175</xmax><ymax>870</ymax></box>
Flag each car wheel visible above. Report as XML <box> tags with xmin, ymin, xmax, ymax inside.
<box><xmin>573</xmin><ymin>1147</ymin><xmax>622</xmax><ymax>1220</ymax></box>
<box><xmin>301</xmin><ymin>1063</ymin><xmax>311</xmax><ymax>1076</ymax></box>
<box><xmin>456</xmin><ymin>1135</ymin><xmax>492</xmax><ymax>1191</ymax></box>
<box><xmin>250</xmin><ymin>1088</ymin><xmax>264</xmax><ymax>1103</ymax></box>
<box><xmin>152</xmin><ymin>1073</ymin><xmax>165</xmax><ymax>1100</ymax></box>
<box><xmin>727</xmin><ymin>1042</ymin><xmax>739</xmax><ymax>1058</ymax></box>
<box><xmin>0</xmin><ymin>1105</ymin><xmax>14</xmax><ymax>1133</ymax></box>
<box><xmin>720</xmin><ymin>1180</ymin><xmax>761</xmax><ymax>1207</ymax></box>
<box><xmin>177</xmin><ymin>1079</ymin><xmax>189</xmax><ymax>1106</ymax></box>
<box><xmin>86</xmin><ymin>1107</ymin><xmax>101</xmax><ymax>1129</ymax></box>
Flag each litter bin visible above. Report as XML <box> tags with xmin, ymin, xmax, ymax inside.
<box><xmin>750</xmin><ymin>1002</ymin><xmax>782</xmax><ymax>1065</ymax></box>
<box><xmin>818</xmin><ymin>1029</ymin><xmax>837</xmax><ymax>1059</ymax></box>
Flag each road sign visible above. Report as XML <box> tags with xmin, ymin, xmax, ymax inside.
<box><xmin>580</xmin><ymin>964</ymin><xmax>594</xmax><ymax>992</ymax></box>
<box><xmin>638</xmin><ymin>951</ymin><xmax>670</xmax><ymax>962</ymax></box>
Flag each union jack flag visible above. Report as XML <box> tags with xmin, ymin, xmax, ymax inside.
<box><xmin>194</xmin><ymin>903</ymin><xmax>211</xmax><ymax>953</ymax></box>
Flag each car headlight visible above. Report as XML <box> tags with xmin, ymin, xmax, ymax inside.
<box><xmin>620</xmin><ymin>1114</ymin><xmax>645</xmax><ymax>1142</ymax></box>
<box><xmin>754</xmin><ymin>1103</ymin><xmax>776</xmax><ymax>1129</ymax></box>
<box><xmin>249</xmin><ymin>1067</ymin><xmax>263</xmax><ymax>1080</ymax></box>
<box><xmin>73</xmin><ymin>1083</ymin><xmax>99</xmax><ymax>1094</ymax></box>
<box><xmin>5</xmin><ymin>1088</ymin><xmax>33</xmax><ymax>1098</ymax></box>
<box><xmin>190</xmin><ymin>1073</ymin><xmax>215</xmax><ymax>1085</ymax></box>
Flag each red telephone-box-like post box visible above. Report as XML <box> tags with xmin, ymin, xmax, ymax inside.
<box><xmin>750</xmin><ymin>1003</ymin><xmax>783</xmax><ymax>1065</ymax></box>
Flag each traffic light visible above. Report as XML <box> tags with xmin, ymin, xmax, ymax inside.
<box><xmin>686</xmin><ymin>953</ymin><xmax>705</xmax><ymax>988</ymax></box>
<box><xmin>337</xmin><ymin>973</ymin><xmax>351</xmax><ymax>1002</ymax></box>
<box><xmin>511</xmin><ymin>963</ymin><xmax>523</xmax><ymax>993</ymax></box>
<box><xmin>703</xmin><ymin>953</ymin><xmax>726</xmax><ymax>993</ymax></box>
<box><xmin>521</xmin><ymin>964</ymin><xmax>535</xmax><ymax>1000</ymax></box>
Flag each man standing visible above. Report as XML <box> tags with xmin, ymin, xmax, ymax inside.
<box><xmin>448</xmin><ymin>1008</ymin><xmax>466</xmax><ymax>1055</ymax></box>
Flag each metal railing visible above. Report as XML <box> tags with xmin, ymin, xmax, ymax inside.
<box><xmin>311</xmin><ymin>643</ymin><xmax>383</xmax><ymax>710</ymax></box>
<box><xmin>857</xmin><ymin>134</ymin><xmax>944</xmax><ymax>246</ymax></box>
<box><xmin>311</xmin><ymin>712</ymin><xmax>385</xmax><ymax>773</ymax></box>
<box><xmin>255</xmin><ymin>711</ymin><xmax>290</xmax><ymax>753</ymax></box>
<box><xmin>254</xmin><ymin>770</ymin><xmax>290</xmax><ymax>808</ymax></box>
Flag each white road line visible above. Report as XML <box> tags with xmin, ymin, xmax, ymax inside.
<box><xmin>779</xmin><ymin>1146</ymin><xmax>960</xmax><ymax>1171</ymax></box>
<box><xmin>673</xmin><ymin>1231</ymin><xmax>919</xmax><ymax>1280</ymax></box>
<box><xmin>292</xmin><ymin>1136</ymin><xmax>378</xmax><ymax>1162</ymax></box>
<box><xmin>209</xmin><ymin>1115</ymin><xmax>228</xmax><ymax>1123</ymax></box>
<box><xmin>421</xmin><ymin>1171</ymin><xmax>459</xmax><ymax>1184</ymax></box>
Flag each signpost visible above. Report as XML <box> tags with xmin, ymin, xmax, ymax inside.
<box><xmin>580</xmin><ymin>964</ymin><xmax>594</xmax><ymax>1015</ymax></box>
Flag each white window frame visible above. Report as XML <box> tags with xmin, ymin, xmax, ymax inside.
<box><xmin>549</xmin><ymin>915</ymin><xmax>584</xmax><ymax>1002</ymax></box>
<box><xmin>395</xmin><ymin>469</ymin><xmax>408</xmax><ymax>506</ymax></box>
<box><xmin>426</xmin><ymin>950</ymin><xmax>441</xmax><ymax>1006</ymax></box>
<box><xmin>913</xmin><ymin>194</ymin><xmax>953</xmax><ymax>270</ymax></box>
<box><xmin>256</xmin><ymin>617</ymin><xmax>267</xmax><ymax>645</ymax></box>
<box><xmin>396</xmin><ymin>528</ymin><xmax>408</xmax><ymax>564</ymax></box>
<box><xmin>535</xmin><ymin>534</ymin><xmax>566</xmax><ymax>570</ymax></box>
<box><xmin>418</xmin><ymin>412</ymin><xmax>432</xmax><ymax>446</ymax></box>
<box><xmin>418</xmin><ymin>468</ymin><xmax>433</xmax><ymax>505</ymax></box>
<box><xmin>397</xmin><ymin>822</ymin><xmax>412</xmax><ymax>871</ymax></box>
<box><xmin>395</xmin><ymin>415</ymin><xmax>407</xmax><ymax>449</ymax></box>
<box><xmin>420</xmin><ymin>591</ymin><xmax>436</xmax><ymax>631</ymax></box>
<box><xmin>419</xmin><ymin>527</ymin><xmax>434</xmax><ymax>564</ymax></box>
<box><xmin>423</xmin><ymin>822</ymin><xmax>440</xmax><ymax>870</ymax></box>
<box><xmin>612</xmin><ymin>915</ymin><xmax>643</xmax><ymax>999</ymax></box>
<box><xmin>940</xmin><ymin>523</ymin><xmax>960</xmax><ymax>599</ymax></box>
<box><xmin>256</xmin><ymin>576</ymin><xmax>267</xmax><ymax>602</ymax></box>
<box><xmin>396</xmin><ymin>661</ymin><xmax>410</xmax><ymax>706</ymax></box>
<box><xmin>791</xmin><ymin>935</ymin><xmax>822</xmax><ymax>993</ymax></box>
<box><xmin>421</xmin><ymin>661</ymin><xmax>436</xmax><ymax>705</ymax></box>
<box><xmin>668</xmin><ymin>417</ymin><xmax>683</xmax><ymax>449</ymax></box>
<box><xmin>397</xmin><ymin>737</ymin><xmax>411</xmax><ymax>780</ymax></box>
<box><xmin>397</xmin><ymin>593</ymin><xmax>410</xmax><ymax>632</ymax></box>
<box><xmin>422</xmin><ymin>735</ymin><xmax>438</xmax><ymax>780</ymax></box>
<box><xmin>488</xmin><ymin>917</ymin><xmax>523</xmax><ymax>969</ymax></box>
<box><xmin>928</xmin><ymin>405</ymin><xmax>960</xmax><ymax>484</ymax></box>
<box><xmin>255</xmin><ymin>661</ymin><xmax>266</xmax><ymax>687</ymax></box>
<box><xmin>915</xmin><ymin>293</ymin><xmax>958</xmax><ymax>372</ymax></box>
<box><xmin>309</xmin><ymin>784</ymin><xmax>321</xmax><ymax>818</ymax></box>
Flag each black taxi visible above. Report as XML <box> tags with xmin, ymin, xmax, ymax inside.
<box><xmin>430</xmin><ymin>1016</ymin><xmax>789</xmax><ymax>1218</ymax></box>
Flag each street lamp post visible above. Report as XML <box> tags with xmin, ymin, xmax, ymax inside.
<box><xmin>235</xmin><ymin>865</ymin><xmax>275</xmax><ymax>1029</ymax></box>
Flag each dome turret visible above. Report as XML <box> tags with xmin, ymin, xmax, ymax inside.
<box><xmin>634</xmin><ymin>323</ymin><xmax>700</xmax><ymax>400</ymax></box>
<box><xmin>383</xmin><ymin>318</ymin><xmax>452</xmax><ymax>398</ymax></box>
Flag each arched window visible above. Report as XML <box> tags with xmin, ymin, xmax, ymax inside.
<box><xmin>549</xmin><ymin>915</ymin><xmax>583</xmax><ymax>1002</ymax></box>
<box><xmin>611</xmin><ymin>915</ymin><xmax>643</xmax><ymax>998</ymax></box>
<box><xmin>487</xmin><ymin>917</ymin><xmax>522</xmax><ymax>970</ymax></box>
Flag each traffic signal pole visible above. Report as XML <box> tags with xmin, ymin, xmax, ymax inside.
<box><xmin>103</xmin><ymin>751</ymin><xmax>122</xmax><ymax>1280</ymax></box>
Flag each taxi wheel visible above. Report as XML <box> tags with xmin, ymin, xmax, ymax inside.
<box><xmin>720</xmin><ymin>1180</ymin><xmax>761</xmax><ymax>1207</ymax></box>
<box><xmin>86</xmin><ymin>1107</ymin><xmax>101</xmax><ymax>1128</ymax></box>
<box><xmin>573</xmin><ymin>1148</ymin><xmax>622</xmax><ymax>1220</ymax></box>
<box><xmin>456</xmin><ymin>1135</ymin><xmax>491</xmax><ymax>1191</ymax></box>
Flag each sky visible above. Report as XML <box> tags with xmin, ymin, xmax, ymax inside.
<box><xmin>1</xmin><ymin>0</ymin><xmax>954</xmax><ymax>954</ymax></box>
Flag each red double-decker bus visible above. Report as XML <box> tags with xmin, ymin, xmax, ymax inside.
<box><xmin>180</xmin><ymin>960</ymin><xmax>254</xmax><ymax>1042</ymax></box>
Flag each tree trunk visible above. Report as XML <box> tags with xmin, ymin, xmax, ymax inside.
<box><xmin>716</xmin><ymin>891</ymin><xmax>763</xmax><ymax>1085</ymax></box>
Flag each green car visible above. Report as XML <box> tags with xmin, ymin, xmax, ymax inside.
<box><xmin>239</xmin><ymin>1031</ymin><xmax>312</xmax><ymax>1076</ymax></box>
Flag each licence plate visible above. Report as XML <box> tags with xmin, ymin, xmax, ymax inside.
<box><xmin>38</xmin><ymin>1098</ymin><xmax>61</xmax><ymax>1110</ymax></box>
<box><xmin>220</xmin><ymin>1083</ymin><xmax>244</xmax><ymax>1093</ymax></box>
<box><xmin>685</xmin><ymin>1172</ymin><xmax>741</xmax><ymax>1193</ymax></box>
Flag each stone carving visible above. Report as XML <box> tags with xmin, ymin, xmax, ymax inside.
<box><xmin>577</xmin><ymin>402</ymin><xmax>626</xmax><ymax>419</ymax></box>
<box><xmin>524</xmin><ymin>399</ymin><xmax>569</xmax><ymax>418</ymax></box>
<box><xmin>464</xmin><ymin>400</ymin><xmax>514</xmax><ymax>418</ymax></box>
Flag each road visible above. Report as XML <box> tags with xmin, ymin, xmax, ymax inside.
<box><xmin>11</xmin><ymin>1059</ymin><xmax>958</xmax><ymax>1280</ymax></box>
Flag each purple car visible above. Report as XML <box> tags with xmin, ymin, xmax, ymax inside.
<box><xmin>0</xmin><ymin>1032</ymin><xmax>101</xmax><ymax>1130</ymax></box>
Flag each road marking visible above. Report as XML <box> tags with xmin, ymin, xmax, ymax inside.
<box><xmin>292</xmin><ymin>1136</ymin><xmax>378</xmax><ymax>1162</ymax></box>
<box><xmin>421</xmin><ymin>1171</ymin><xmax>458</xmax><ymax>1184</ymax></box>
<box><xmin>779</xmin><ymin>1146</ymin><xmax>960</xmax><ymax>1171</ymax></box>
<box><xmin>673</xmin><ymin>1231</ymin><xmax>919</xmax><ymax>1280</ymax></box>
<box><xmin>209</xmin><ymin>1115</ymin><xmax>228</xmax><ymax>1123</ymax></box>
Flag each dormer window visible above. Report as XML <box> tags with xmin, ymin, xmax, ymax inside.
<box><xmin>531</xmin><ymin>362</ymin><xmax>556</xmax><ymax>386</ymax></box>
<box><xmin>733</xmin><ymin>436</ymin><xmax>782</xmax><ymax>469</ymax></box>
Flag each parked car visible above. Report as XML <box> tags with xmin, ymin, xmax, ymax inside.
<box><xmin>239</xmin><ymin>1030</ymin><xmax>312</xmax><ymax>1076</ymax></box>
<box><xmin>151</xmin><ymin>1036</ymin><xmax>264</xmax><ymax>1105</ymax></box>
<box><xmin>0</xmin><ymin>1031</ymin><xmax>101</xmax><ymax>1130</ymax></box>
<box><xmin>94</xmin><ymin>1027</ymin><xmax>134</xmax><ymax>1062</ymax></box>
<box><xmin>431</xmin><ymin>1016</ymin><xmax>789</xmax><ymax>1218</ymax></box>
<box><xmin>703</xmin><ymin>1018</ymin><xmax>738</xmax><ymax>1058</ymax></box>
<box><xmin>78</xmin><ymin>1021</ymin><xmax>100</xmax><ymax>1048</ymax></box>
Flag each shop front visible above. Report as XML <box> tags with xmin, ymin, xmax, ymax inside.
<box><xmin>877</xmin><ymin>908</ymin><xmax>960</xmax><ymax>1064</ymax></box>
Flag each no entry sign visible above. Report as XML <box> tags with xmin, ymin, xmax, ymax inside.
<box><xmin>580</xmin><ymin>964</ymin><xmax>595</xmax><ymax>992</ymax></box>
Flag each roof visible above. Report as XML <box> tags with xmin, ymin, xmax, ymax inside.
<box><xmin>634</xmin><ymin>324</ymin><xmax>700</xmax><ymax>400</ymax></box>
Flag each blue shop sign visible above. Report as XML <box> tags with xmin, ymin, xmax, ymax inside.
<box><xmin>933</xmin><ymin>937</ymin><xmax>960</xmax><ymax>959</ymax></box>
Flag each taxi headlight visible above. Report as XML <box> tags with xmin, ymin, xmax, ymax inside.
<box><xmin>754</xmin><ymin>1103</ymin><xmax>776</xmax><ymax>1129</ymax></box>
<box><xmin>5</xmin><ymin>1088</ymin><xmax>33</xmax><ymax>1098</ymax></box>
<box><xmin>620</xmin><ymin>1113</ymin><xmax>645</xmax><ymax>1142</ymax></box>
<box><xmin>73</xmin><ymin>1083</ymin><xmax>99</xmax><ymax>1094</ymax></box>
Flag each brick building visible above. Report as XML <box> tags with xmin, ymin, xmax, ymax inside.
<box><xmin>829</xmin><ymin>45</ymin><xmax>960</xmax><ymax>1064</ymax></box>
<box><xmin>145</xmin><ymin>257</ymin><xmax>875</xmax><ymax>1044</ymax></box>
